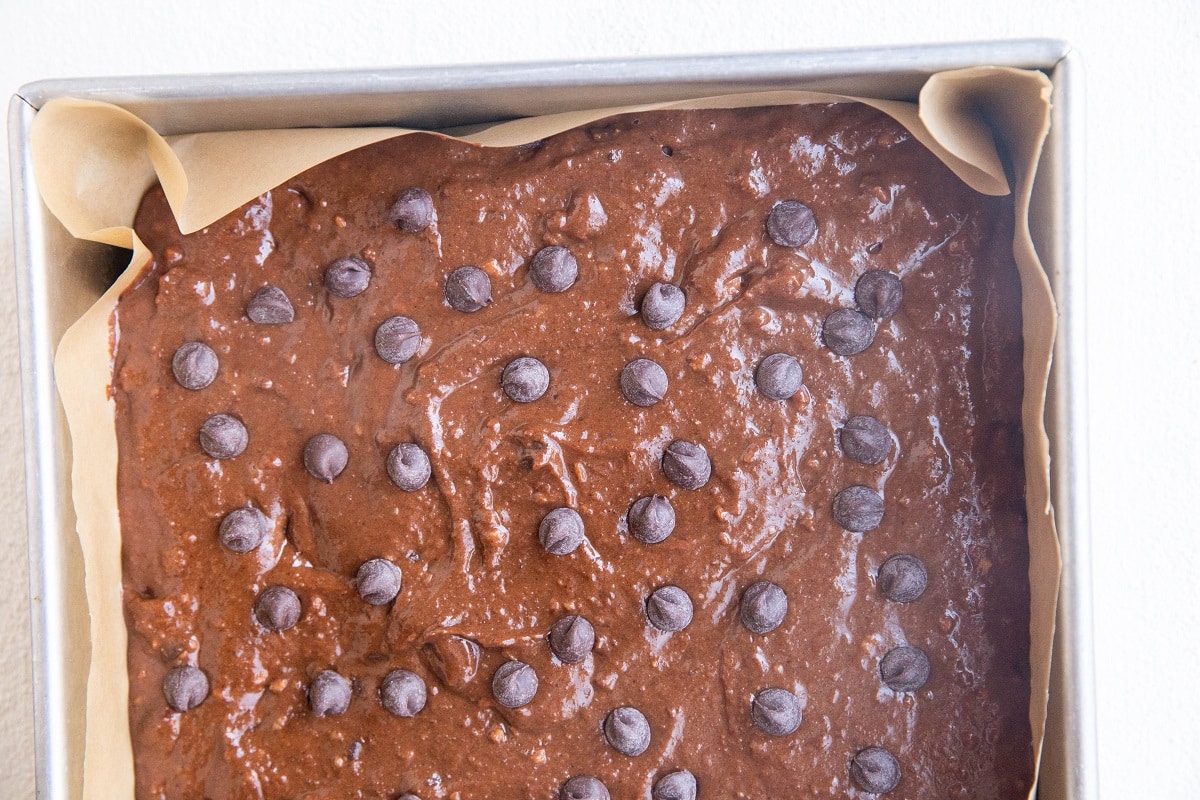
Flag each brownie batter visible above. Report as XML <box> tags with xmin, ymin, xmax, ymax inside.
<box><xmin>116</xmin><ymin>103</ymin><xmax>1032</xmax><ymax>800</ymax></box>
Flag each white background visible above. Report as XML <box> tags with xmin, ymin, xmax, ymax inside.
<box><xmin>1</xmin><ymin>1</ymin><xmax>1195</xmax><ymax>797</ymax></box>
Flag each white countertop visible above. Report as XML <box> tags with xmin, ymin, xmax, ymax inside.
<box><xmin>2</xmin><ymin>1</ymin><xmax>1195</xmax><ymax>797</ymax></box>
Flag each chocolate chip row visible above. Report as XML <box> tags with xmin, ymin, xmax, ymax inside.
<box><xmin>819</xmin><ymin>264</ymin><xmax>923</xmax><ymax>796</ymax></box>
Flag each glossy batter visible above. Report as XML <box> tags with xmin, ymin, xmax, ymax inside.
<box><xmin>117</xmin><ymin>103</ymin><xmax>1032</xmax><ymax>799</ymax></box>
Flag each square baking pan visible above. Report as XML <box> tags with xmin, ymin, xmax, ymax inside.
<box><xmin>9</xmin><ymin>39</ymin><xmax>1093</xmax><ymax>800</ymax></box>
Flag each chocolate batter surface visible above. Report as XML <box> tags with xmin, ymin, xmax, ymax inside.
<box><xmin>117</xmin><ymin>104</ymin><xmax>1032</xmax><ymax>799</ymax></box>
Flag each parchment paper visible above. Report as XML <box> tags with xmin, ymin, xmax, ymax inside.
<box><xmin>34</xmin><ymin>68</ymin><xmax>1058</xmax><ymax>800</ymax></box>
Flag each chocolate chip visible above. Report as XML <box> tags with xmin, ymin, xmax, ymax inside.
<box><xmin>755</xmin><ymin>353</ymin><xmax>803</xmax><ymax>400</ymax></box>
<box><xmin>662</xmin><ymin>440</ymin><xmax>711</xmax><ymax>490</ymax></box>
<box><xmin>561</xmin><ymin>776</ymin><xmax>610</xmax><ymax>800</ymax></box>
<box><xmin>855</xmin><ymin>270</ymin><xmax>904</xmax><ymax>318</ymax></box>
<box><xmin>652</xmin><ymin>770</ymin><xmax>697</xmax><ymax>800</ymax></box>
<box><xmin>619</xmin><ymin>358</ymin><xmax>668</xmax><ymax>407</ymax></box>
<box><xmin>172</xmin><ymin>341</ymin><xmax>218</xmax><ymax>390</ymax></box>
<box><xmin>548</xmin><ymin>615</ymin><xmax>595</xmax><ymax>664</ymax></box>
<box><xmin>324</xmin><ymin>256</ymin><xmax>372</xmax><ymax>298</ymax></box>
<box><xmin>253</xmin><ymin>585</ymin><xmax>301</xmax><ymax>631</ymax></box>
<box><xmin>398</xmin><ymin>795</ymin><xmax>421</xmax><ymax>800</ymax></box>
<box><xmin>850</xmin><ymin>746</ymin><xmax>902</xmax><ymax>794</ymax></box>
<box><xmin>389</xmin><ymin>187</ymin><xmax>434</xmax><ymax>233</ymax></box>
<box><xmin>603</xmin><ymin>706</ymin><xmax>651</xmax><ymax>756</ymax></box>
<box><xmin>539</xmin><ymin>507</ymin><xmax>585</xmax><ymax>555</ymax></box>
<box><xmin>839</xmin><ymin>415</ymin><xmax>891</xmax><ymax>465</ymax></box>
<box><xmin>246</xmin><ymin>285</ymin><xmax>295</xmax><ymax>324</ymax></box>
<box><xmin>379</xmin><ymin>669</ymin><xmax>427</xmax><ymax>717</ymax></box>
<box><xmin>832</xmin><ymin>485</ymin><xmax>884</xmax><ymax>532</ymax></box>
<box><xmin>387</xmin><ymin>443</ymin><xmax>432</xmax><ymax>491</ymax></box>
<box><xmin>646</xmin><ymin>585</ymin><xmax>693</xmax><ymax>632</ymax></box>
<box><xmin>162</xmin><ymin>665</ymin><xmax>209</xmax><ymax>712</ymax></box>
<box><xmin>304</xmin><ymin>434</ymin><xmax>348</xmax><ymax>483</ymax></box>
<box><xmin>880</xmin><ymin>645</ymin><xmax>931</xmax><ymax>692</ymax></box>
<box><xmin>640</xmin><ymin>283</ymin><xmax>686</xmax><ymax>330</ymax></box>
<box><xmin>218</xmin><ymin>507</ymin><xmax>269</xmax><ymax>553</ymax></box>
<box><xmin>877</xmin><ymin>554</ymin><xmax>928</xmax><ymax>603</ymax></box>
<box><xmin>309</xmin><ymin>670</ymin><xmax>352</xmax><ymax>716</ymax></box>
<box><xmin>740</xmin><ymin>581</ymin><xmax>788</xmax><ymax>634</ymax></box>
<box><xmin>491</xmin><ymin>660</ymin><xmax>538</xmax><ymax>708</ymax></box>
<box><xmin>199</xmin><ymin>414</ymin><xmax>248</xmax><ymax>459</ymax></box>
<box><xmin>375</xmin><ymin>316</ymin><xmax>421</xmax><ymax>364</ymax></box>
<box><xmin>444</xmin><ymin>266</ymin><xmax>493</xmax><ymax>312</ymax></box>
<box><xmin>766</xmin><ymin>199</ymin><xmax>818</xmax><ymax>247</ymax></box>
<box><xmin>529</xmin><ymin>245</ymin><xmax>579</xmax><ymax>293</ymax></box>
<box><xmin>356</xmin><ymin>558</ymin><xmax>402</xmax><ymax>605</ymax></box>
<box><xmin>823</xmin><ymin>309</ymin><xmax>876</xmax><ymax>355</ymax></box>
<box><xmin>502</xmin><ymin>356</ymin><xmax>550</xmax><ymax>403</ymax></box>
<box><xmin>751</xmin><ymin>687</ymin><xmax>802</xmax><ymax>736</ymax></box>
<box><xmin>627</xmin><ymin>495</ymin><xmax>675</xmax><ymax>544</ymax></box>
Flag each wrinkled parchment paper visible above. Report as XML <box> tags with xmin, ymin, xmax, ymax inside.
<box><xmin>33</xmin><ymin>68</ymin><xmax>1058</xmax><ymax>800</ymax></box>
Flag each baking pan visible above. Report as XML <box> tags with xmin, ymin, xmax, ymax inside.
<box><xmin>9</xmin><ymin>39</ymin><xmax>1094</xmax><ymax>800</ymax></box>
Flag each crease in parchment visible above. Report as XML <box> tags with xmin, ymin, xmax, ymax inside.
<box><xmin>34</xmin><ymin>68</ymin><xmax>1058</xmax><ymax>800</ymax></box>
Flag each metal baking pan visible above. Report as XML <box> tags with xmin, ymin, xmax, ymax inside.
<box><xmin>8</xmin><ymin>39</ymin><xmax>1093</xmax><ymax>800</ymax></box>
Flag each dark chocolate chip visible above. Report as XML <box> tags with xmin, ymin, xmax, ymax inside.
<box><xmin>218</xmin><ymin>507</ymin><xmax>269</xmax><ymax>553</ymax></box>
<box><xmin>740</xmin><ymin>581</ymin><xmax>788</xmax><ymax>634</ymax></box>
<box><xmin>246</xmin><ymin>285</ymin><xmax>295</xmax><ymax>324</ymax></box>
<box><xmin>162</xmin><ymin>665</ymin><xmax>209</xmax><ymax>712</ymax></box>
<box><xmin>356</xmin><ymin>558</ymin><xmax>402</xmax><ymax>605</ymax></box>
<box><xmin>855</xmin><ymin>270</ymin><xmax>904</xmax><ymax>318</ymax></box>
<box><xmin>492</xmin><ymin>660</ymin><xmax>538</xmax><ymax>708</ymax></box>
<box><xmin>755</xmin><ymin>353</ymin><xmax>803</xmax><ymax>400</ymax></box>
<box><xmin>387</xmin><ymin>443</ymin><xmax>432</xmax><ymax>491</ymax></box>
<box><xmin>304</xmin><ymin>434</ymin><xmax>348</xmax><ymax>483</ymax></box>
<box><xmin>548</xmin><ymin>614</ymin><xmax>595</xmax><ymax>664</ymax></box>
<box><xmin>822</xmin><ymin>309</ymin><xmax>876</xmax><ymax>356</ymax></box>
<box><xmin>652</xmin><ymin>770</ymin><xmax>697</xmax><ymax>800</ymax></box>
<box><xmin>253</xmin><ymin>585</ymin><xmax>301</xmax><ymax>631</ymax></box>
<box><xmin>561</xmin><ymin>776</ymin><xmax>610</xmax><ymax>800</ymax></box>
<box><xmin>640</xmin><ymin>283</ymin><xmax>686</xmax><ymax>330</ymax></box>
<box><xmin>324</xmin><ymin>256</ymin><xmax>372</xmax><ymax>298</ymax></box>
<box><xmin>646</xmin><ymin>585</ymin><xmax>693</xmax><ymax>632</ymax></box>
<box><xmin>444</xmin><ymin>266</ymin><xmax>493</xmax><ymax>312</ymax></box>
<box><xmin>603</xmin><ymin>706</ymin><xmax>651</xmax><ymax>756</ymax></box>
<box><xmin>877</xmin><ymin>554</ymin><xmax>928</xmax><ymax>603</ymax></box>
<box><xmin>620</xmin><ymin>358</ymin><xmax>668</xmax><ymax>407</ymax></box>
<box><xmin>880</xmin><ymin>645</ymin><xmax>931</xmax><ymax>693</ymax></box>
<box><xmin>627</xmin><ymin>495</ymin><xmax>675</xmax><ymax>544</ymax></box>
<box><xmin>502</xmin><ymin>356</ymin><xmax>550</xmax><ymax>403</ymax></box>
<box><xmin>840</xmin><ymin>415</ymin><xmax>891</xmax><ymax>465</ymax></box>
<box><xmin>379</xmin><ymin>669</ymin><xmax>427</xmax><ymax>717</ymax></box>
<box><xmin>539</xmin><ymin>507</ymin><xmax>585</xmax><ymax>555</ymax></box>
<box><xmin>389</xmin><ymin>187</ymin><xmax>434</xmax><ymax>233</ymax></box>
<box><xmin>529</xmin><ymin>245</ymin><xmax>579</xmax><ymax>293</ymax></box>
<box><xmin>172</xmin><ymin>341</ymin><xmax>218</xmax><ymax>390</ymax></box>
<box><xmin>832</xmin><ymin>485</ymin><xmax>885</xmax><ymax>532</ymax></box>
<box><xmin>309</xmin><ymin>670</ymin><xmax>352</xmax><ymax>716</ymax></box>
<box><xmin>751</xmin><ymin>687</ymin><xmax>802</xmax><ymax>736</ymax></box>
<box><xmin>199</xmin><ymin>414</ymin><xmax>248</xmax><ymax>459</ymax></box>
<box><xmin>662</xmin><ymin>440</ymin><xmax>711</xmax><ymax>490</ymax></box>
<box><xmin>375</xmin><ymin>316</ymin><xmax>421</xmax><ymax>364</ymax></box>
<box><xmin>850</xmin><ymin>746</ymin><xmax>902</xmax><ymax>794</ymax></box>
<box><xmin>765</xmin><ymin>199</ymin><xmax>818</xmax><ymax>247</ymax></box>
